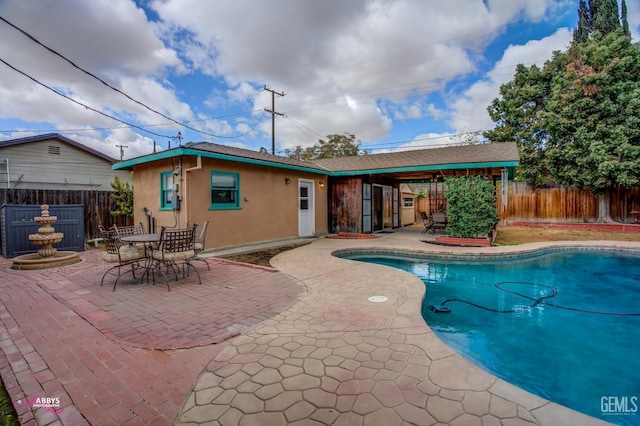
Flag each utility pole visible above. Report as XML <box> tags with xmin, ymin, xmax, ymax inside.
<box><xmin>115</xmin><ymin>144</ymin><xmax>128</xmax><ymax>161</ymax></box>
<box><xmin>168</xmin><ymin>131</ymin><xmax>182</xmax><ymax>150</ymax></box>
<box><xmin>263</xmin><ymin>85</ymin><xmax>285</xmax><ymax>154</ymax></box>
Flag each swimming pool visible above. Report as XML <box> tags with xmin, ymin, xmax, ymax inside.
<box><xmin>344</xmin><ymin>249</ymin><xmax>640</xmax><ymax>425</ymax></box>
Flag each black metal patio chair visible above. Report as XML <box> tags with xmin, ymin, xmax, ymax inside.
<box><xmin>99</xmin><ymin>225</ymin><xmax>145</xmax><ymax>291</ymax></box>
<box><xmin>151</xmin><ymin>225</ymin><xmax>201</xmax><ymax>290</ymax></box>
<box><xmin>192</xmin><ymin>221</ymin><xmax>210</xmax><ymax>270</ymax></box>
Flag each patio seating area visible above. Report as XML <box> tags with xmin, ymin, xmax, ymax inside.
<box><xmin>0</xmin><ymin>228</ymin><xmax>618</xmax><ymax>425</ymax></box>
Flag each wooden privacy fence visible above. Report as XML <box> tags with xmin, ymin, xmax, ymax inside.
<box><xmin>0</xmin><ymin>189</ymin><xmax>128</xmax><ymax>241</ymax></box>
<box><xmin>414</xmin><ymin>183</ymin><xmax>640</xmax><ymax>223</ymax></box>
<box><xmin>497</xmin><ymin>182</ymin><xmax>640</xmax><ymax>222</ymax></box>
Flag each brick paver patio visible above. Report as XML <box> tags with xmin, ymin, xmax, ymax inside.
<box><xmin>0</xmin><ymin>249</ymin><xmax>303</xmax><ymax>424</ymax></box>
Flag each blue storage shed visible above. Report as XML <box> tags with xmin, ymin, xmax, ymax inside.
<box><xmin>1</xmin><ymin>204</ymin><xmax>85</xmax><ymax>258</ymax></box>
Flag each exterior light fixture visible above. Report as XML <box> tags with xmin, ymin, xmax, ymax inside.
<box><xmin>285</xmin><ymin>177</ymin><xmax>291</xmax><ymax>185</ymax></box>
<box><xmin>319</xmin><ymin>181</ymin><xmax>325</xmax><ymax>188</ymax></box>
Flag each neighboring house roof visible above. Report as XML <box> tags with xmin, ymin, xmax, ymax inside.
<box><xmin>113</xmin><ymin>140</ymin><xmax>519</xmax><ymax>177</ymax></box>
<box><xmin>313</xmin><ymin>142</ymin><xmax>520</xmax><ymax>175</ymax></box>
<box><xmin>0</xmin><ymin>133</ymin><xmax>118</xmax><ymax>163</ymax></box>
<box><xmin>114</xmin><ymin>141</ymin><xmax>331</xmax><ymax>174</ymax></box>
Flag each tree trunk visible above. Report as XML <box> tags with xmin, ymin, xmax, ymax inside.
<box><xmin>596</xmin><ymin>192</ymin><xmax>615</xmax><ymax>223</ymax></box>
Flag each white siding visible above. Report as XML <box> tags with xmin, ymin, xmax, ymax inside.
<box><xmin>0</xmin><ymin>139</ymin><xmax>131</xmax><ymax>190</ymax></box>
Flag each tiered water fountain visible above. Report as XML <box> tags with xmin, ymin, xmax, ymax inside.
<box><xmin>11</xmin><ymin>205</ymin><xmax>82</xmax><ymax>270</ymax></box>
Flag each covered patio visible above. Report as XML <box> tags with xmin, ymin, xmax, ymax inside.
<box><xmin>315</xmin><ymin>142</ymin><xmax>519</xmax><ymax>234</ymax></box>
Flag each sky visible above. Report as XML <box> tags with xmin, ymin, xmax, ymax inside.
<box><xmin>0</xmin><ymin>0</ymin><xmax>638</xmax><ymax>161</ymax></box>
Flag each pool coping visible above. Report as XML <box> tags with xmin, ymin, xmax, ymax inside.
<box><xmin>271</xmin><ymin>236</ymin><xmax>633</xmax><ymax>425</ymax></box>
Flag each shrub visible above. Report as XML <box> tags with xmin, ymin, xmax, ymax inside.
<box><xmin>444</xmin><ymin>176</ymin><xmax>499</xmax><ymax>238</ymax></box>
<box><xmin>110</xmin><ymin>175</ymin><xmax>133</xmax><ymax>224</ymax></box>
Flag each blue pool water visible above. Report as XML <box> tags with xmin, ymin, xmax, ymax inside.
<box><xmin>346</xmin><ymin>250</ymin><xmax>640</xmax><ymax>425</ymax></box>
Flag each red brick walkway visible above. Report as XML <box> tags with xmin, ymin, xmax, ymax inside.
<box><xmin>0</xmin><ymin>249</ymin><xmax>304</xmax><ymax>424</ymax></box>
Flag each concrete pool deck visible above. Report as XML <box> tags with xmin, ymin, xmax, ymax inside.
<box><xmin>176</xmin><ymin>228</ymin><xmax>635</xmax><ymax>425</ymax></box>
<box><xmin>1</xmin><ymin>227</ymin><xmax>635</xmax><ymax>424</ymax></box>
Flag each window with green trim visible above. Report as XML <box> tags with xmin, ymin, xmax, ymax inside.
<box><xmin>160</xmin><ymin>171</ymin><xmax>174</xmax><ymax>210</ymax></box>
<box><xmin>211</xmin><ymin>171</ymin><xmax>240</xmax><ymax>209</ymax></box>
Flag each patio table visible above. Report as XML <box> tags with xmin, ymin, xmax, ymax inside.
<box><xmin>120</xmin><ymin>233</ymin><xmax>161</xmax><ymax>244</ymax></box>
<box><xmin>120</xmin><ymin>234</ymin><xmax>161</xmax><ymax>283</ymax></box>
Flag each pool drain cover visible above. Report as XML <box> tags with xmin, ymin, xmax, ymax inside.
<box><xmin>368</xmin><ymin>296</ymin><xmax>388</xmax><ymax>303</ymax></box>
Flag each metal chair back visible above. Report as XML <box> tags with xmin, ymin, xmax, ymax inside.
<box><xmin>159</xmin><ymin>226</ymin><xmax>196</xmax><ymax>254</ymax></box>
<box><xmin>194</xmin><ymin>221</ymin><xmax>209</xmax><ymax>253</ymax></box>
<box><xmin>113</xmin><ymin>223</ymin><xmax>144</xmax><ymax>240</ymax></box>
<box><xmin>99</xmin><ymin>225</ymin><xmax>121</xmax><ymax>255</ymax></box>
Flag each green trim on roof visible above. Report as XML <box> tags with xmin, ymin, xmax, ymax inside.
<box><xmin>113</xmin><ymin>146</ymin><xmax>519</xmax><ymax>177</ymax></box>
<box><xmin>113</xmin><ymin>149</ymin><xmax>180</xmax><ymax>170</ymax></box>
<box><xmin>113</xmin><ymin>147</ymin><xmax>329</xmax><ymax>175</ymax></box>
<box><xmin>329</xmin><ymin>161</ymin><xmax>520</xmax><ymax>176</ymax></box>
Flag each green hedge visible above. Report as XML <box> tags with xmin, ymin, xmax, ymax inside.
<box><xmin>445</xmin><ymin>176</ymin><xmax>499</xmax><ymax>238</ymax></box>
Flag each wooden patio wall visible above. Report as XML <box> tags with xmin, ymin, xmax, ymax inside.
<box><xmin>0</xmin><ymin>189</ymin><xmax>126</xmax><ymax>240</ymax></box>
<box><xmin>414</xmin><ymin>183</ymin><xmax>640</xmax><ymax>223</ymax></box>
<box><xmin>329</xmin><ymin>177</ymin><xmax>363</xmax><ymax>233</ymax></box>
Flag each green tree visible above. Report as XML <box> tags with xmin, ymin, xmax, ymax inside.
<box><xmin>574</xmin><ymin>0</ymin><xmax>590</xmax><ymax>43</ymax></box>
<box><xmin>486</xmin><ymin>30</ymin><xmax>640</xmax><ymax>222</ymax></box>
<box><xmin>589</xmin><ymin>0</ymin><xmax>620</xmax><ymax>36</ymax></box>
<box><xmin>573</xmin><ymin>0</ymin><xmax>626</xmax><ymax>43</ymax></box>
<box><xmin>621</xmin><ymin>0</ymin><xmax>630</xmax><ymax>36</ymax></box>
<box><xmin>110</xmin><ymin>175</ymin><xmax>134</xmax><ymax>224</ymax></box>
<box><xmin>485</xmin><ymin>57</ymin><xmax>568</xmax><ymax>186</ymax></box>
<box><xmin>444</xmin><ymin>176</ymin><xmax>499</xmax><ymax>238</ymax></box>
<box><xmin>285</xmin><ymin>133</ymin><xmax>369</xmax><ymax>160</ymax></box>
<box><xmin>543</xmin><ymin>31</ymin><xmax>640</xmax><ymax>221</ymax></box>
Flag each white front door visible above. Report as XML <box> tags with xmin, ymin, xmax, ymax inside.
<box><xmin>298</xmin><ymin>180</ymin><xmax>314</xmax><ymax>236</ymax></box>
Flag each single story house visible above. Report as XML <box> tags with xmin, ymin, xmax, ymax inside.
<box><xmin>113</xmin><ymin>142</ymin><xmax>330</xmax><ymax>249</ymax></box>
<box><xmin>114</xmin><ymin>141</ymin><xmax>519</xmax><ymax>251</ymax></box>
<box><xmin>0</xmin><ymin>133</ymin><xmax>132</xmax><ymax>190</ymax></box>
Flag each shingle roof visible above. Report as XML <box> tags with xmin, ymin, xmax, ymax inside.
<box><xmin>313</xmin><ymin>142</ymin><xmax>519</xmax><ymax>172</ymax></box>
<box><xmin>185</xmin><ymin>142</ymin><xmax>330</xmax><ymax>172</ymax></box>
<box><xmin>115</xmin><ymin>140</ymin><xmax>519</xmax><ymax>175</ymax></box>
<box><xmin>0</xmin><ymin>133</ymin><xmax>118</xmax><ymax>163</ymax></box>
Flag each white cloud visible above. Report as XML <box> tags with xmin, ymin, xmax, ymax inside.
<box><xmin>1</xmin><ymin>0</ymin><xmax>607</xmax><ymax>157</ymax></box>
<box><xmin>447</xmin><ymin>27</ymin><xmax>573</xmax><ymax>133</ymax></box>
<box><xmin>149</xmin><ymin>0</ymin><xmax>565</xmax><ymax>148</ymax></box>
<box><xmin>0</xmin><ymin>0</ymin><xmax>189</xmax><ymax>153</ymax></box>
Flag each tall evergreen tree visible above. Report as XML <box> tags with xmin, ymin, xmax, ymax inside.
<box><xmin>574</xmin><ymin>0</ymin><xmax>590</xmax><ymax>43</ymax></box>
<box><xmin>573</xmin><ymin>0</ymin><xmax>624</xmax><ymax>43</ymax></box>
<box><xmin>621</xmin><ymin>0</ymin><xmax>630</xmax><ymax>36</ymax></box>
<box><xmin>589</xmin><ymin>0</ymin><xmax>620</xmax><ymax>36</ymax></box>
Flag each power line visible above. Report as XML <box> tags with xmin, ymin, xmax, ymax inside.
<box><xmin>283</xmin><ymin>115</ymin><xmax>319</xmax><ymax>146</ymax></box>
<box><xmin>0</xmin><ymin>9</ymin><xmax>600</xmax><ymax>146</ymax></box>
<box><xmin>0</xmin><ymin>109</ymin><xmax>263</xmax><ymax>135</ymax></box>
<box><xmin>0</xmin><ymin>57</ymin><xmax>173</xmax><ymax>139</ymax></box>
<box><xmin>1</xmin><ymin>11</ymin><xmax>563</xmax><ymax>141</ymax></box>
<box><xmin>360</xmin><ymin>130</ymin><xmax>488</xmax><ymax>150</ymax></box>
<box><xmin>0</xmin><ymin>15</ymin><xmax>258</xmax><ymax>140</ymax></box>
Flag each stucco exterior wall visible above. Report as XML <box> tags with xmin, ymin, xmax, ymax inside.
<box><xmin>132</xmin><ymin>155</ymin><xmax>328</xmax><ymax>249</ymax></box>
